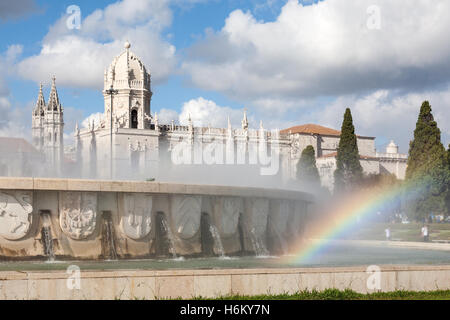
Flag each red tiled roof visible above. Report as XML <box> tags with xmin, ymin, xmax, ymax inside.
<box><xmin>280</xmin><ymin>124</ymin><xmax>341</xmax><ymax>136</ymax></box>
<box><xmin>319</xmin><ymin>152</ymin><xmax>338</xmax><ymax>158</ymax></box>
<box><xmin>0</xmin><ymin>137</ymin><xmax>39</xmax><ymax>154</ymax></box>
<box><xmin>280</xmin><ymin>123</ymin><xmax>375</xmax><ymax>139</ymax></box>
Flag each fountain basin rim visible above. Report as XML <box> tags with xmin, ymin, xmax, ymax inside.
<box><xmin>0</xmin><ymin>177</ymin><xmax>314</xmax><ymax>202</ymax></box>
<box><xmin>1</xmin><ymin>264</ymin><xmax>450</xmax><ymax>280</ymax></box>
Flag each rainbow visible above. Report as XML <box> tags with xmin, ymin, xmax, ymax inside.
<box><xmin>284</xmin><ymin>181</ymin><xmax>424</xmax><ymax>264</ymax></box>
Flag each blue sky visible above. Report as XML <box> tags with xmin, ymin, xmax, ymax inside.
<box><xmin>1</xmin><ymin>0</ymin><xmax>287</xmax><ymax>109</ymax></box>
<box><xmin>0</xmin><ymin>0</ymin><xmax>449</xmax><ymax>152</ymax></box>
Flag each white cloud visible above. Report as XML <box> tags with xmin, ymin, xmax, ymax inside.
<box><xmin>0</xmin><ymin>99</ymin><xmax>33</xmax><ymax>139</ymax></box>
<box><xmin>17</xmin><ymin>0</ymin><xmax>177</xmax><ymax>89</ymax></box>
<box><xmin>298</xmin><ymin>88</ymin><xmax>450</xmax><ymax>153</ymax></box>
<box><xmin>0</xmin><ymin>45</ymin><xmax>31</xmax><ymax>139</ymax></box>
<box><xmin>178</xmin><ymin>97</ymin><xmax>246</xmax><ymax>128</ymax></box>
<box><xmin>183</xmin><ymin>0</ymin><xmax>450</xmax><ymax>102</ymax></box>
<box><xmin>157</xmin><ymin>108</ymin><xmax>179</xmax><ymax>124</ymax></box>
<box><xmin>0</xmin><ymin>44</ymin><xmax>23</xmax><ymax>96</ymax></box>
<box><xmin>81</xmin><ymin>112</ymin><xmax>104</xmax><ymax>129</ymax></box>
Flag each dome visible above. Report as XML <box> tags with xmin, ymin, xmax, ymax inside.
<box><xmin>386</xmin><ymin>140</ymin><xmax>398</xmax><ymax>154</ymax></box>
<box><xmin>105</xmin><ymin>42</ymin><xmax>150</xmax><ymax>90</ymax></box>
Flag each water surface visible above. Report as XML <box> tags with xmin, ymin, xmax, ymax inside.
<box><xmin>0</xmin><ymin>243</ymin><xmax>448</xmax><ymax>272</ymax></box>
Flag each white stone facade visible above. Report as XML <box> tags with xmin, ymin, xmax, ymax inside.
<box><xmin>32</xmin><ymin>78</ymin><xmax>64</xmax><ymax>175</ymax></box>
<box><xmin>30</xmin><ymin>43</ymin><xmax>407</xmax><ymax>189</ymax></box>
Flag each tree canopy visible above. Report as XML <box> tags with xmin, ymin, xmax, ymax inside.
<box><xmin>334</xmin><ymin>108</ymin><xmax>363</xmax><ymax>193</ymax></box>
<box><xmin>296</xmin><ymin>145</ymin><xmax>320</xmax><ymax>186</ymax></box>
<box><xmin>405</xmin><ymin>101</ymin><xmax>449</xmax><ymax>219</ymax></box>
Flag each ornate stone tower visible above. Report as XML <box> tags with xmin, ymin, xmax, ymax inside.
<box><xmin>43</xmin><ymin>77</ymin><xmax>64</xmax><ymax>173</ymax></box>
<box><xmin>32</xmin><ymin>83</ymin><xmax>46</xmax><ymax>152</ymax></box>
<box><xmin>103</xmin><ymin>41</ymin><xmax>152</xmax><ymax>130</ymax></box>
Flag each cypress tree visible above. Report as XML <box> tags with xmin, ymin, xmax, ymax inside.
<box><xmin>447</xmin><ymin>144</ymin><xmax>450</xmax><ymax>170</ymax></box>
<box><xmin>405</xmin><ymin>101</ymin><xmax>448</xmax><ymax>220</ymax></box>
<box><xmin>296</xmin><ymin>145</ymin><xmax>320</xmax><ymax>186</ymax></box>
<box><xmin>334</xmin><ymin>108</ymin><xmax>363</xmax><ymax>192</ymax></box>
<box><xmin>446</xmin><ymin>144</ymin><xmax>450</xmax><ymax>216</ymax></box>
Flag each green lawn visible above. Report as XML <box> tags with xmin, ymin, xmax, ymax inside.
<box><xmin>346</xmin><ymin>222</ymin><xmax>450</xmax><ymax>242</ymax></box>
<box><xmin>197</xmin><ymin>289</ymin><xmax>450</xmax><ymax>300</ymax></box>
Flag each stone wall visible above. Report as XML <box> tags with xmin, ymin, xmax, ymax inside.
<box><xmin>0</xmin><ymin>265</ymin><xmax>448</xmax><ymax>299</ymax></box>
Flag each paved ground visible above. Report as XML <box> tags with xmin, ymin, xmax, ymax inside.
<box><xmin>309</xmin><ymin>239</ymin><xmax>450</xmax><ymax>251</ymax></box>
<box><xmin>344</xmin><ymin>222</ymin><xmax>450</xmax><ymax>242</ymax></box>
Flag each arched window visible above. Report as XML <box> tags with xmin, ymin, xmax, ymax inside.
<box><xmin>131</xmin><ymin>109</ymin><xmax>138</xmax><ymax>129</ymax></box>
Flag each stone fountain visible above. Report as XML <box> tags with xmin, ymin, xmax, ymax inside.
<box><xmin>0</xmin><ymin>177</ymin><xmax>313</xmax><ymax>260</ymax></box>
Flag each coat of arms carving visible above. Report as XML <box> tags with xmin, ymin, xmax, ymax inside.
<box><xmin>171</xmin><ymin>195</ymin><xmax>202</xmax><ymax>239</ymax></box>
<box><xmin>59</xmin><ymin>192</ymin><xmax>97</xmax><ymax>240</ymax></box>
<box><xmin>221</xmin><ymin>197</ymin><xmax>242</xmax><ymax>236</ymax></box>
<box><xmin>0</xmin><ymin>191</ymin><xmax>33</xmax><ymax>240</ymax></box>
<box><xmin>120</xmin><ymin>193</ymin><xmax>152</xmax><ymax>240</ymax></box>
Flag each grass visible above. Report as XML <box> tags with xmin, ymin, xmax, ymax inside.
<box><xmin>345</xmin><ymin>222</ymin><xmax>450</xmax><ymax>242</ymax></box>
<box><xmin>194</xmin><ymin>289</ymin><xmax>450</xmax><ymax>300</ymax></box>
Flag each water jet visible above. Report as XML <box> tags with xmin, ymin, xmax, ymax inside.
<box><xmin>101</xmin><ymin>211</ymin><xmax>118</xmax><ymax>260</ymax></box>
<box><xmin>40</xmin><ymin>212</ymin><xmax>54</xmax><ymax>261</ymax></box>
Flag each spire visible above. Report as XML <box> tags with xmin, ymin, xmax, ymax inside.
<box><xmin>259</xmin><ymin>120</ymin><xmax>264</xmax><ymax>130</ymax></box>
<box><xmin>48</xmin><ymin>76</ymin><xmax>61</xmax><ymax>111</ymax></box>
<box><xmin>188</xmin><ymin>113</ymin><xmax>193</xmax><ymax>131</ymax></box>
<box><xmin>74</xmin><ymin>122</ymin><xmax>80</xmax><ymax>137</ymax></box>
<box><xmin>227</xmin><ymin>115</ymin><xmax>233</xmax><ymax>140</ymax></box>
<box><xmin>154</xmin><ymin>112</ymin><xmax>159</xmax><ymax>132</ymax></box>
<box><xmin>241</xmin><ymin>108</ymin><xmax>248</xmax><ymax>130</ymax></box>
<box><xmin>34</xmin><ymin>82</ymin><xmax>46</xmax><ymax>116</ymax></box>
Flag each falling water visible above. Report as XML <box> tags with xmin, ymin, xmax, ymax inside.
<box><xmin>160</xmin><ymin>217</ymin><xmax>177</xmax><ymax>259</ymax></box>
<box><xmin>249</xmin><ymin>227</ymin><xmax>269</xmax><ymax>257</ymax></box>
<box><xmin>270</xmin><ymin>225</ymin><xmax>289</xmax><ymax>255</ymax></box>
<box><xmin>102</xmin><ymin>216</ymin><xmax>118</xmax><ymax>260</ymax></box>
<box><xmin>41</xmin><ymin>214</ymin><xmax>55</xmax><ymax>261</ymax></box>
<box><xmin>209</xmin><ymin>224</ymin><xmax>225</xmax><ymax>257</ymax></box>
<box><xmin>277</xmin><ymin>232</ymin><xmax>289</xmax><ymax>255</ymax></box>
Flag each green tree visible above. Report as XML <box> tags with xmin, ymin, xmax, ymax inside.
<box><xmin>334</xmin><ymin>108</ymin><xmax>363</xmax><ymax>192</ymax></box>
<box><xmin>297</xmin><ymin>145</ymin><xmax>320</xmax><ymax>186</ymax></box>
<box><xmin>447</xmin><ymin>144</ymin><xmax>450</xmax><ymax>169</ymax></box>
<box><xmin>405</xmin><ymin>101</ymin><xmax>448</xmax><ymax>220</ymax></box>
<box><xmin>446</xmin><ymin>144</ymin><xmax>450</xmax><ymax>216</ymax></box>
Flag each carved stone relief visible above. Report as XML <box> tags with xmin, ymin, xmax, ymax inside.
<box><xmin>120</xmin><ymin>193</ymin><xmax>152</xmax><ymax>240</ymax></box>
<box><xmin>0</xmin><ymin>191</ymin><xmax>33</xmax><ymax>240</ymax></box>
<box><xmin>290</xmin><ymin>138</ymin><xmax>301</xmax><ymax>159</ymax></box>
<box><xmin>221</xmin><ymin>197</ymin><xmax>242</xmax><ymax>236</ymax></box>
<box><xmin>59</xmin><ymin>192</ymin><xmax>97</xmax><ymax>240</ymax></box>
<box><xmin>171</xmin><ymin>195</ymin><xmax>201</xmax><ymax>239</ymax></box>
